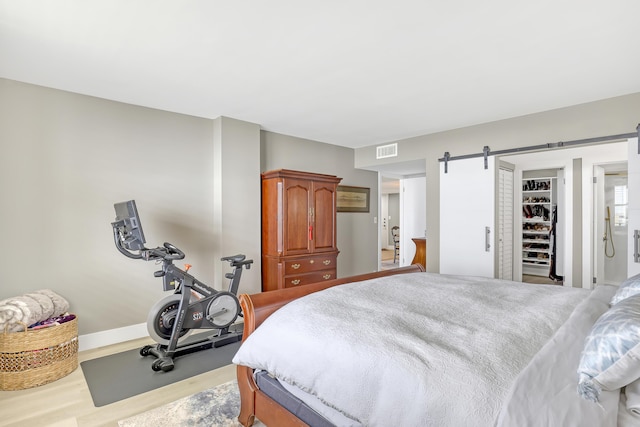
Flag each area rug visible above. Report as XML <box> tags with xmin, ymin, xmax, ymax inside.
<box><xmin>118</xmin><ymin>380</ymin><xmax>265</xmax><ymax>427</ymax></box>
<box><xmin>81</xmin><ymin>328</ymin><xmax>242</xmax><ymax>407</ymax></box>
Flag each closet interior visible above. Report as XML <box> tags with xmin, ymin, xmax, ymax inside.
<box><xmin>521</xmin><ymin>169</ymin><xmax>564</xmax><ymax>281</ymax></box>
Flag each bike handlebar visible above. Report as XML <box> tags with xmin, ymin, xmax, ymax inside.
<box><xmin>162</xmin><ymin>242</ymin><xmax>185</xmax><ymax>260</ymax></box>
<box><xmin>113</xmin><ymin>227</ymin><xmax>143</xmax><ymax>259</ymax></box>
<box><xmin>142</xmin><ymin>242</ymin><xmax>185</xmax><ymax>261</ymax></box>
<box><xmin>115</xmin><ymin>224</ymin><xmax>247</xmax><ymax>268</ymax></box>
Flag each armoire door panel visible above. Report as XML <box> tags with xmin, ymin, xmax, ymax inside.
<box><xmin>313</xmin><ymin>185</ymin><xmax>336</xmax><ymax>251</ymax></box>
<box><xmin>284</xmin><ymin>180</ymin><xmax>312</xmax><ymax>254</ymax></box>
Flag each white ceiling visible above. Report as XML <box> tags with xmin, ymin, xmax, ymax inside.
<box><xmin>2</xmin><ymin>1</ymin><xmax>640</xmax><ymax>149</ymax></box>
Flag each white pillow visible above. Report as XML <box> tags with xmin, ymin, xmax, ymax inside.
<box><xmin>577</xmin><ymin>294</ymin><xmax>640</xmax><ymax>402</ymax></box>
<box><xmin>611</xmin><ymin>273</ymin><xmax>640</xmax><ymax>305</ymax></box>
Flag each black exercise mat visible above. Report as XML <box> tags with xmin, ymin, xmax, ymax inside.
<box><xmin>81</xmin><ymin>332</ymin><xmax>242</xmax><ymax>407</ymax></box>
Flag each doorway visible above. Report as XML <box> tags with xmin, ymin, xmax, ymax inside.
<box><xmin>379</xmin><ymin>172</ymin><xmax>426</xmax><ymax>270</ymax></box>
<box><xmin>593</xmin><ymin>162</ymin><xmax>628</xmax><ymax>285</ymax></box>
<box><xmin>380</xmin><ymin>178</ymin><xmax>400</xmax><ymax>270</ymax></box>
<box><xmin>520</xmin><ymin>168</ymin><xmax>564</xmax><ymax>285</ymax></box>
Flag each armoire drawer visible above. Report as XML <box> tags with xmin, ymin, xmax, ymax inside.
<box><xmin>283</xmin><ymin>254</ymin><xmax>337</xmax><ymax>275</ymax></box>
<box><xmin>283</xmin><ymin>269</ymin><xmax>336</xmax><ymax>288</ymax></box>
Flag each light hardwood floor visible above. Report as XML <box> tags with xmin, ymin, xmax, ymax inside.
<box><xmin>522</xmin><ymin>274</ymin><xmax>561</xmax><ymax>285</ymax></box>
<box><xmin>0</xmin><ymin>336</ymin><xmax>235</xmax><ymax>427</ymax></box>
<box><xmin>380</xmin><ymin>249</ymin><xmax>398</xmax><ymax>271</ymax></box>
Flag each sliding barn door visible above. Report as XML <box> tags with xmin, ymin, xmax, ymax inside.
<box><xmin>440</xmin><ymin>156</ymin><xmax>495</xmax><ymax>277</ymax></box>
<box><xmin>628</xmin><ymin>138</ymin><xmax>640</xmax><ymax>277</ymax></box>
<box><xmin>593</xmin><ymin>165</ymin><xmax>606</xmax><ymax>285</ymax></box>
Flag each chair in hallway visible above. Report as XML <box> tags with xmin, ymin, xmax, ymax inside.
<box><xmin>391</xmin><ymin>226</ymin><xmax>400</xmax><ymax>263</ymax></box>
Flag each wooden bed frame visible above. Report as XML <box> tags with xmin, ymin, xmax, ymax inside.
<box><xmin>236</xmin><ymin>264</ymin><xmax>425</xmax><ymax>427</ymax></box>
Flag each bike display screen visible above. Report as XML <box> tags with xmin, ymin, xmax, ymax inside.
<box><xmin>113</xmin><ymin>200</ymin><xmax>146</xmax><ymax>250</ymax></box>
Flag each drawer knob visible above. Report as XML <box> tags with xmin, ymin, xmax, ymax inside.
<box><xmin>310</xmin><ymin>260</ymin><xmax>314</xmax><ymax>264</ymax></box>
<box><xmin>291</xmin><ymin>279</ymin><xmax>301</xmax><ymax>285</ymax></box>
<box><xmin>323</xmin><ymin>274</ymin><xmax>331</xmax><ymax>280</ymax></box>
<box><xmin>323</xmin><ymin>259</ymin><xmax>331</xmax><ymax>265</ymax></box>
<box><xmin>291</xmin><ymin>264</ymin><xmax>301</xmax><ymax>269</ymax></box>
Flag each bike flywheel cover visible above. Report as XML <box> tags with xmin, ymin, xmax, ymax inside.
<box><xmin>146</xmin><ymin>294</ymin><xmax>192</xmax><ymax>345</ymax></box>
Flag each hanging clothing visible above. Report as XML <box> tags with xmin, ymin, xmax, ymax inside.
<box><xmin>549</xmin><ymin>205</ymin><xmax>563</xmax><ymax>282</ymax></box>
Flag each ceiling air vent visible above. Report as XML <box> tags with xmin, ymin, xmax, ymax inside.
<box><xmin>376</xmin><ymin>143</ymin><xmax>398</xmax><ymax>159</ymax></box>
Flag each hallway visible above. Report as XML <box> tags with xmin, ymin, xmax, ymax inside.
<box><xmin>381</xmin><ymin>249</ymin><xmax>397</xmax><ymax>271</ymax></box>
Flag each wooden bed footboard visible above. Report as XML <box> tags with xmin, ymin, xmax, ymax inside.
<box><xmin>236</xmin><ymin>264</ymin><xmax>425</xmax><ymax>427</ymax></box>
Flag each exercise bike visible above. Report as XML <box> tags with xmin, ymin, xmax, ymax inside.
<box><xmin>111</xmin><ymin>200</ymin><xmax>253</xmax><ymax>372</ymax></box>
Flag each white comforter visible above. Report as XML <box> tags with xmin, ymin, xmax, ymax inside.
<box><xmin>233</xmin><ymin>272</ymin><xmax>596</xmax><ymax>426</ymax></box>
<box><xmin>496</xmin><ymin>283</ymin><xmax>621</xmax><ymax>427</ymax></box>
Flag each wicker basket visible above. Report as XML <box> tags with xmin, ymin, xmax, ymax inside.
<box><xmin>0</xmin><ymin>316</ymin><xmax>78</xmax><ymax>390</ymax></box>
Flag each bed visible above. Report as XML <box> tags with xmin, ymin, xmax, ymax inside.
<box><xmin>233</xmin><ymin>265</ymin><xmax>640</xmax><ymax>427</ymax></box>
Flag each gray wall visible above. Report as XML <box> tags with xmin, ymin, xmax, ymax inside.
<box><xmin>261</xmin><ymin>131</ymin><xmax>379</xmax><ymax>277</ymax></box>
<box><xmin>355</xmin><ymin>92</ymin><xmax>640</xmax><ymax>276</ymax></box>
<box><xmin>212</xmin><ymin>116</ymin><xmax>262</xmax><ymax>293</ymax></box>
<box><xmin>0</xmin><ymin>79</ymin><xmax>217</xmax><ymax>334</ymax></box>
<box><xmin>0</xmin><ymin>78</ymin><xmax>377</xmax><ymax>336</ymax></box>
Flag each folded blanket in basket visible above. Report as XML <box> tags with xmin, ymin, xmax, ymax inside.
<box><xmin>33</xmin><ymin>289</ymin><xmax>70</xmax><ymax>317</ymax></box>
<box><xmin>0</xmin><ymin>289</ymin><xmax>70</xmax><ymax>332</ymax></box>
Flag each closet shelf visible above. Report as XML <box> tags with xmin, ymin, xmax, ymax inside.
<box><xmin>522</xmin><ymin>248</ymin><xmax>551</xmax><ymax>254</ymax></box>
<box><xmin>523</xmin><ymin>259</ymin><xmax>551</xmax><ymax>265</ymax></box>
<box><xmin>523</xmin><ymin>238</ymin><xmax>549</xmax><ymax>244</ymax></box>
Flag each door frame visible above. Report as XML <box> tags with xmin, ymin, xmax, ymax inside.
<box><xmin>497</xmin><ymin>164</ymin><xmax>515</xmax><ymax>281</ymax></box>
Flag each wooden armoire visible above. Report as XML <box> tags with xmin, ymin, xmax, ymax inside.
<box><xmin>261</xmin><ymin>169</ymin><xmax>342</xmax><ymax>292</ymax></box>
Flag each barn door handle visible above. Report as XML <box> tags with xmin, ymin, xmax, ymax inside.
<box><xmin>485</xmin><ymin>227</ymin><xmax>491</xmax><ymax>252</ymax></box>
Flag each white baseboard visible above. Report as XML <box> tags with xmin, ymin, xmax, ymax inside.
<box><xmin>78</xmin><ymin>323</ymin><xmax>148</xmax><ymax>352</ymax></box>
<box><xmin>77</xmin><ymin>318</ymin><xmax>246</xmax><ymax>352</ymax></box>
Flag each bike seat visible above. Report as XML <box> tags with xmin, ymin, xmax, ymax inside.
<box><xmin>221</xmin><ymin>254</ymin><xmax>246</xmax><ymax>263</ymax></box>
